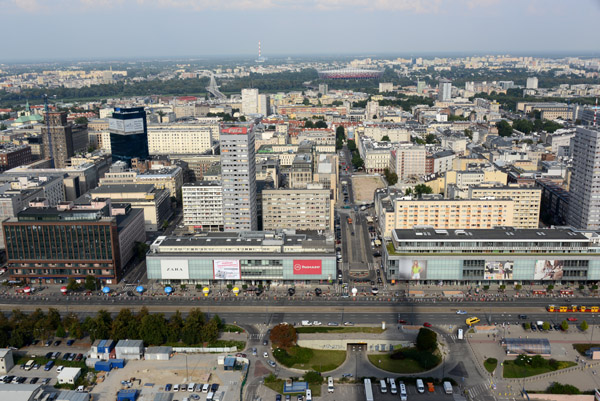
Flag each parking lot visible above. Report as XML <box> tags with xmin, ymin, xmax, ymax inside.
<box><xmin>91</xmin><ymin>353</ymin><xmax>244</xmax><ymax>401</ymax></box>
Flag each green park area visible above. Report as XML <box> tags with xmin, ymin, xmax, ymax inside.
<box><xmin>503</xmin><ymin>355</ymin><xmax>576</xmax><ymax>378</ymax></box>
<box><xmin>367</xmin><ymin>328</ymin><xmax>441</xmax><ymax>373</ymax></box>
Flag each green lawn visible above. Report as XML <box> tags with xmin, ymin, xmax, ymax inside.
<box><xmin>296</xmin><ymin>326</ymin><xmax>385</xmax><ymax>334</ymax></box>
<box><xmin>367</xmin><ymin>353</ymin><xmax>427</xmax><ymax>374</ymax></box>
<box><xmin>263</xmin><ymin>378</ymin><xmax>322</xmax><ymax>397</ymax></box>
<box><xmin>272</xmin><ymin>346</ymin><xmax>347</xmax><ymax>372</ymax></box>
<box><xmin>573</xmin><ymin>343</ymin><xmax>600</xmax><ymax>356</ymax></box>
<box><xmin>503</xmin><ymin>360</ymin><xmax>576</xmax><ymax>378</ymax></box>
<box><xmin>222</xmin><ymin>324</ymin><xmax>244</xmax><ymax>333</ymax></box>
<box><xmin>484</xmin><ymin>358</ymin><xmax>498</xmax><ymax>373</ymax></box>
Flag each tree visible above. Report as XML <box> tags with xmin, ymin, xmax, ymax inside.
<box><xmin>167</xmin><ymin>311</ymin><xmax>184</xmax><ymax>343</ymax></box>
<box><xmin>335</xmin><ymin>125</ymin><xmax>345</xmax><ymax>139</ymax></box>
<box><xmin>496</xmin><ymin>120</ymin><xmax>513</xmax><ymax>137</ymax></box>
<box><xmin>200</xmin><ymin>318</ymin><xmax>219</xmax><ymax>344</ymax></box>
<box><xmin>512</xmin><ymin>119</ymin><xmax>534</xmax><ymax>134</ymax></box>
<box><xmin>68</xmin><ymin>320</ymin><xmax>84</xmax><ymax>339</ymax></box>
<box><xmin>66</xmin><ymin>279</ymin><xmax>80</xmax><ymax>292</ymax></box>
<box><xmin>304</xmin><ymin>120</ymin><xmax>314</xmax><ymax>129</ymax></box>
<box><xmin>416</xmin><ymin>328</ymin><xmax>437</xmax><ymax>351</ymax></box>
<box><xmin>404</xmin><ymin>188</ymin><xmax>413</xmax><ymax>196</ymax></box>
<box><xmin>383</xmin><ymin>168</ymin><xmax>398</xmax><ymax>186</ymax></box>
<box><xmin>381</xmin><ymin>135</ymin><xmax>391</xmax><ymax>142</ymax></box>
<box><xmin>542</xmin><ymin>322</ymin><xmax>550</xmax><ymax>331</ymax></box>
<box><xmin>464</xmin><ymin>129</ymin><xmax>473</xmax><ymax>140</ymax></box>
<box><xmin>269</xmin><ymin>324</ymin><xmax>297</xmax><ymax>350</ymax></box>
<box><xmin>314</xmin><ymin>120</ymin><xmax>327</xmax><ymax>129</ymax></box>
<box><xmin>515</xmin><ymin>284</ymin><xmax>522</xmax><ymax>292</ymax></box>
<box><xmin>0</xmin><ymin>123</ymin><xmax>7</xmax><ymax>131</ymax></box>
<box><xmin>547</xmin><ymin>284</ymin><xmax>554</xmax><ymax>292</ymax></box>
<box><xmin>84</xmin><ymin>275</ymin><xmax>97</xmax><ymax>292</ymax></box>
<box><xmin>74</xmin><ymin>116</ymin><xmax>88</xmax><ymax>125</ymax></box>
<box><xmin>302</xmin><ymin>97</ymin><xmax>310</xmax><ymax>105</ymax></box>
<box><xmin>139</xmin><ymin>313</ymin><xmax>167</xmax><ymax>345</ymax></box>
<box><xmin>561</xmin><ymin>320</ymin><xmax>569</xmax><ymax>331</ymax></box>
<box><xmin>425</xmin><ymin>133</ymin><xmax>437</xmax><ymax>144</ymax></box>
<box><xmin>55</xmin><ymin>324</ymin><xmax>67</xmax><ymax>338</ymax></box>
<box><xmin>523</xmin><ymin>322</ymin><xmax>531</xmax><ymax>330</ymax></box>
<box><xmin>303</xmin><ymin>371</ymin><xmax>324</xmax><ymax>384</ymax></box>
<box><xmin>414</xmin><ymin>184</ymin><xmax>433</xmax><ymax>196</ymax></box>
<box><xmin>111</xmin><ymin>309</ymin><xmax>137</xmax><ymax>341</ymax></box>
<box><xmin>581</xmin><ymin>320</ymin><xmax>589</xmax><ymax>332</ymax></box>
<box><xmin>181</xmin><ymin>309</ymin><xmax>206</xmax><ymax>345</ymax></box>
<box><xmin>134</xmin><ymin>242</ymin><xmax>149</xmax><ymax>259</ymax></box>
<box><xmin>351</xmin><ymin>153</ymin><xmax>364</xmax><ymax>169</ymax></box>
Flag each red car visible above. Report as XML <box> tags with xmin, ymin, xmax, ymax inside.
<box><xmin>423</xmin><ymin>322</ymin><xmax>432</xmax><ymax>328</ymax></box>
<box><xmin>567</xmin><ymin>317</ymin><xmax>578</xmax><ymax>322</ymax></box>
<box><xmin>398</xmin><ymin>320</ymin><xmax>407</xmax><ymax>324</ymax></box>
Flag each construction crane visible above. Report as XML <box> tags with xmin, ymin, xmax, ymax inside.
<box><xmin>42</xmin><ymin>94</ymin><xmax>54</xmax><ymax>168</ymax></box>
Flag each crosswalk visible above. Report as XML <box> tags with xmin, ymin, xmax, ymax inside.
<box><xmin>467</xmin><ymin>382</ymin><xmax>492</xmax><ymax>399</ymax></box>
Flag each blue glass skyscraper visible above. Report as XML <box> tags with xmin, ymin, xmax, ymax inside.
<box><xmin>109</xmin><ymin>107</ymin><xmax>148</xmax><ymax>165</ymax></box>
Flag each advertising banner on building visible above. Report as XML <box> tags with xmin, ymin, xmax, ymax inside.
<box><xmin>160</xmin><ymin>259</ymin><xmax>189</xmax><ymax>280</ymax></box>
<box><xmin>484</xmin><ymin>261</ymin><xmax>513</xmax><ymax>280</ymax></box>
<box><xmin>397</xmin><ymin>260</ymin><xmax>427</xmax><ymax>280</ymax></box>
<box><xmin>213</xmin><ymin>260</ymin><xmax>241</xmax><ymax>280</ymax></box>
<box><xmin>292</xmin><ymin>260</ymin><xmax>322</xmax><ymax>275</ymax></box>
<box><xmin>534</xmin><ymin>260</ymin><xmax>564</xmax><ymax>280</ymax></box>
<box><xmin>108</xmin><ymin>118</ymin><xmax>144</xmax><ymax>135</ymax></box>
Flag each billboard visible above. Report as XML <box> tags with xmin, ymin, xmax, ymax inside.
<box><xmin>397</xmin><ymin>260</ymin><xmax>427</xmax><ymax>280</ymax></box>
<box><xmin>160</xmin><ymin>259</ymin><xmax>189</xmax><ymax>280</ymax></box>
<box><xmin>108</xmin><ymin>117</ymin><xmax>144</xmax><ymax>135</ymax></box>
<box><xmin>221</xmin><ymin>127</ymin><xmax>248</xmax><ymax>135</ymax></box>
<box><xmin>213</xmin><ymin>260</ymin><xmax>241</xmax><ymax>280</ymax></box>
<box><xmin>534</xmin><ymin>260</ymin><xmax>564</xmax><ymax>280</ymax></box>
<box><xmin>292</xmin><ymin>260</ymin><xmax>322</xmax><ymax>275</ymax></box>
<box><xmin>484</xmin><ymin>261</ymin><xmax>513</xmax><ymax>280</ymax></box>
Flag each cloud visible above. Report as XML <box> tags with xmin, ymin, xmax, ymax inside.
<box><xmin>3</xmin><ymin>0</ymin><xmax>509</xmax><ymax>13</ymax></box>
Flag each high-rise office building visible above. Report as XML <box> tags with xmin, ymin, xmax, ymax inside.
<box><xmin>41</xmin><ymin>112</ymin><xmax>74</xmax><ymax>169</ymax></box>
<box><xmin>567</xmin><ymin>127</ymin><xmax>600</xmax><ymax>230</ymax></box>
<box><xmin>258</xmin><ymin>94</ymin><xmax>270</xmax><ymax>116</ymax></box>
<box><xmin>109</xmin><ymin>107</ymin><xmax>148</xmax><ymax>165</ymax></box>
<box><xmin>438</xmin><ymin>79</ymin><xmax>452</xmax><ymax>101</ymax></box>
<box><xmin>241</xmin><ymin>88</ymin><xmax>259</xmax><ymax>115</ymax></box>
<box><xmin>416</xmin><ymin>80</ymin><xmax>426</xmax><ymax>94</ymax></box>
<box><xmin>220</xmin><ymin>124</ymin><xmax>257</xmax><ymax>231</ymax></box>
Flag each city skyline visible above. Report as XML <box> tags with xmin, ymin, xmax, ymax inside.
<box><xmin>1</xmin><ymin>0</ymin><xmax>600</xmax><ymax>61</ymax></box>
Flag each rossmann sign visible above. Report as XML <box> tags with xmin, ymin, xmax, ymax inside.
<box><xmin>293</xmin><ymin>260</ymin><xmax>322</xmax><ymax>275</ymax></box>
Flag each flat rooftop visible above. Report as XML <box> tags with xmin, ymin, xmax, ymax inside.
<box><xmin>392</xmin><ymin>227</ymin><xmax>588</xmax><ymax>242</ymax></box>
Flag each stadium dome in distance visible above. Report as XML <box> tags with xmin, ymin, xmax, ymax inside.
<box><xmin>317</xmin><ymin>67</ymin><xmax>384</xmax><ymax>80</ymax></box>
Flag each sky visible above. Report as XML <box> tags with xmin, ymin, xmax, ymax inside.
<box><xmin>1</xmin><ymin>0</ymin><xmax>600</xmax><ymax>62</ymax></box>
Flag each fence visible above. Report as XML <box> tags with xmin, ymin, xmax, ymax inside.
<box><xmin>173</xmin><ymin>346</ymin><xmax>238</xmax><ymax>353</ymax></box>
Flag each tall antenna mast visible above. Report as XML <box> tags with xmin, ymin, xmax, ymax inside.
<box><xmin>258</xmin><ymin>41</ymin><xmax>261</xmax><ymax>59</ymax></box>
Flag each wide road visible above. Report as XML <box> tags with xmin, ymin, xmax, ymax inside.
<box><xmin>1</xmin><ymin>299</ymin><xmax>598</xmax><ymax>328</ymax></box>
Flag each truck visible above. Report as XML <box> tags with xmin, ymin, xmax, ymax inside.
<box><xmin>366</xmin><ymin>216</ymin><xmax>374</xmax><ymax>224</ymax></box>
<box><xmin>457</xmin><ymin>328</ymin><xmax>464</xmax><ymax>340</ymax></box>
<box><xmin>443</xmin><ymin>381</ymin><xmax>453</xmax><ymax>394</ymax></box>
<box><xmin>347</xmin><ymin>217</ymin><xmax>353</xmax><ymax>224</ymax></box>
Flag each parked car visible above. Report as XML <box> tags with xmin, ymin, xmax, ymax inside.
<box><xmin>165</xmin><ymin>384</ymin><xmax>172</xmax><ymax>391</ymax></box>
<box><xmin>423</xmin><ymin>322</ymin><xmax>432</xmax><ymax>328</ymax></box>
<box><xmin>44</xmin><ymin>340</ymin><xmax>52</xmax><ymax>347</ymax></box>
<box><xmin>267</xmin><ymin>360</ymin><xmax>276</xmax><ymax>368</ymax></box>
<box><xmin>343</xmin><ymin>322</ymin><xmax>354</xmax><ymax>326</ymax></box>
<box><xmin>66</xmin><ymin>340</ymin><xmax>75</xmax><ymax>346</ymax></box>
<box><xmin>53</xmin><ymin>340</ymin><xmax>61</xmax><ymax>346</ymax></box>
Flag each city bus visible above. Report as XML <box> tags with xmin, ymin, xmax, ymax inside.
<box><xmin>364</xmin><ymin>378</ymin><xmax>374</xmax><ymax>401</ymax></box>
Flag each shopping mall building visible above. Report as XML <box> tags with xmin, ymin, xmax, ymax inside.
<box><xmin>146</xmin><ymin>230</ymin><xmax>336</xmax><ymax>285</ymax></box>
<box><xmin>383</xmin><ymin>227</ymin><xmax>600</xmax><ymax>285</ymax></box>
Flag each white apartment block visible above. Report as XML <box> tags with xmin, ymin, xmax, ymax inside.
<box><xmin>358</xmin><ymin>136</ymin><xmax>392</xmax><ymax>174</ymax></box>
<box><xmin>147</xmin><ymin>124</ymin><xmax>213</xmax><ymax>155</ymax></box>
<box><xmin>220</xmin><ymin>124</ymin><xmax>258</xmax><ymax>232</ymax></box>
<box><xmin>183</xmin><ymin>181</ymin><xmax>223</xmax><ymax>231</ymax></box>
<box><xmin>242</xmin><ymin>88</ymin><xmax>259</xmax><ymax>115</ymax></box>
<box><xmin>389</xmin><ymin>145</ymin><xmax>426</xmax><ymax>179</ymax></box>
<box><xmin>362</xmin><ymin>124</ymin><xmax>411</xmax><ymax>142</ymax></box>
<box><xmin>262</xmin><ymin>186</ymin><xmax>333</xmax><ymax>232</ymax></box>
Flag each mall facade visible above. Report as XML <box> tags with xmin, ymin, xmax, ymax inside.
<box><xmin>146</xmin><ymin>230</ymin><xmax>336</xmax><ymax>285</ymax></box>
<box><xmin>383</xmin><ymin>227</ymin><xmax>600</xmax><ymax>285</ymax></box>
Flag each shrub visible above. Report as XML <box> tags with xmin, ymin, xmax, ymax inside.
<box><xmin>547</xmin><ymin>382</ymin><xmax>581</xmax><ymax>395</ymax></box>
<box><xmin>416</xmin><ymin>328</ymin><xmax>437</xmax><ymax>352</ymax></box>
<box><xmin>303</xmin><ymin>371</ymin><xmax>323</xmax><ymax>384</ymax></box>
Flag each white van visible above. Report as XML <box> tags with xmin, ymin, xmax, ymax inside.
<box><xmin>206</xmin><ymin>392</ymin><xmax>214</xmax><ymax>401</ymax></box>
<box><xmin>173</xmin><ymin>384</ymin><xmax>180</xmax><ymax>392</ymax></box>
<box><xmin>399</xmin><ymin>382</ymin><xmax>407</xmax><ymax>401</ymax></box>
<box><xmin>25</xmin><ymin>360</ymin><xmax>35</xmax><ymax>371</ymax></box>
<box><xmin>443</xmin><ymin>381</ymin><xmax>453</xmax><ymax>394</ymax></box>
<box><xmin>306</xmin><ymin>389</ymin><xmax>312</xmax><ymax>401</ymax></box>
<box><xmin>388</xmin><ymin>378</ymin><xmax>397</xmax><ymax>394</ymax></box>
<box><xmin>301</xmin><ymin>320</ymin><xmax>312</xmax><ymax>326</ymax></box>
<box><xmin>416</xmin><ymin>379</ymin><xmax>425</xmax><ymax>393</ymax></box>
<box><xmin>457</xmin><ymin>328</ymin><xmax>464</xmax><ymax>340</ymax></box>
<box><xmin>187</xmin><ymin>383</ymin><xmax>196</xmax><ymax>392</ymax></box>
<box><xmin>379</xmin><ymin>379</ymin><xmax>387</xmax><ymax>393</ymax></box>
<box><xmin>327</xmin><ymin>377</ymin><xmax>334</xmax><ymax>393</ymax></box>
<box><xmin>202</xmin><ymin>383</ymin><xmax>210</xmax><ymax>393</ymax></box>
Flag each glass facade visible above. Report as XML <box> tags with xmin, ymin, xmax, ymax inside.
<box><xmin>147</xmin><ymin>255</ymin><xmax>336</xmax><ymax>283</ymax></box>
<box><xmin>110</xmin><ymin>132</ymin><xmax>149</xmax><ymax>165</ymax></box>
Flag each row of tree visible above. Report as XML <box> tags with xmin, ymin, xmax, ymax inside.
<box><xmin>0</xmin><ymin>307</ymin><xmax>222</xmax><ymax>349</ymax></box>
